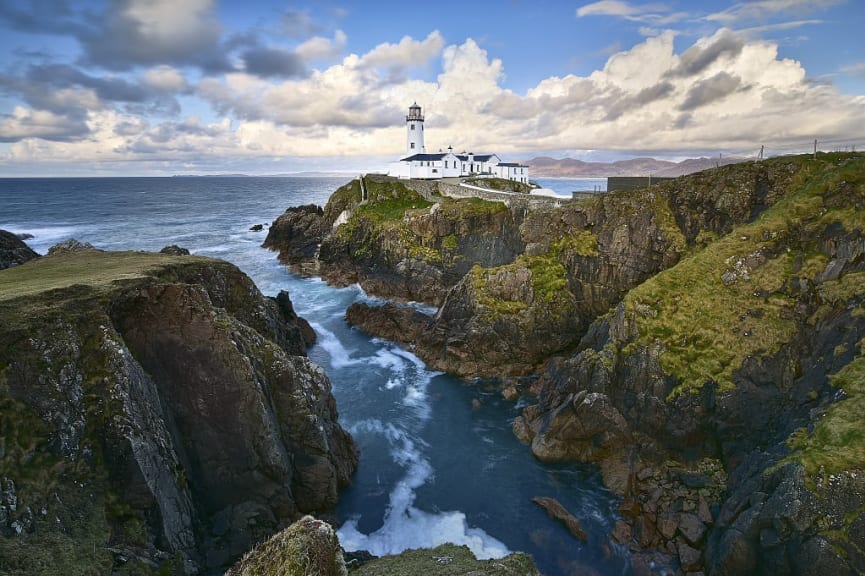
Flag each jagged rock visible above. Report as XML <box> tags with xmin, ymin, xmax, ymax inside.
<box><xmin>225</xmin><ymin>515</ymin><xmax>346</xmax><ymax>576</ymax></box>
<box><xmin>531</xmin><ymin>496</ymin><xmax>588</xmax><ymax>542</ymax></box>
<box><xmin>678</xmin><ymin>513</ymin><xmax>707</xmax><ymax>546</ymax></box>
<box><xmin>159</xmin><ymin>244</ymin><xmax>190</xmax><ymax>255</ymax></box>
<box><xmin>0</xmin><ymin>229</ymin><xmax>39</xmax><ymax>269</ymax></box>
<box><xmin>0</xmin><ymin>250</ymin><xmax>357</xmax><ymax>573</ymax></box>
<box><xmin>263</xmin><ymin>204</ymin><xmax>328</xmax><ymax>265</ymax></box>
<box><xmin>249</xmin><ymin>224</ymin><xmax>264</xmax><ymax>232</ymax></box>
<box><xmin>47</xmin><ymin>238</ymin><xmax>98</xmax><ymax>255</ymax></box>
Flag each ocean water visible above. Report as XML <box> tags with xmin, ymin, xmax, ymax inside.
<box><xmin>0</xmin><ymin>177</ymin><xmax>627</xmax><ymax>575</ymax></box>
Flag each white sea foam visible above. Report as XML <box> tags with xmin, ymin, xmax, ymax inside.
<box><xmin>310</xmin><ymin>321</ymin><xmax>360</xmax><ymax>368</ymax></box>
<box><xmin>337</xmin><ymin>419</ymin><xmax>510</xmax><ymax>560</ymax></box>
<box><xmin>1</xmin><ymin>224</ymin><xmax>84</xmax><ymax>253</ymax></box>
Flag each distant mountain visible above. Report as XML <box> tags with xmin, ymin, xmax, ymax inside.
<box><xmin>526</xmin><ymin>156</ymin><xmax>747</xmax><ymax>178</ymax></box>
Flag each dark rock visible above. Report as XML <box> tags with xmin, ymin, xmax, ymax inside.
<box><xmin>676</xmin><ymin>537</ymin><xmax>702</xmax><ymax>572</ymax></box>
<box><xmin>263</xmin><ymin>203</ymin><xmax>328</xmax><ymax>265</ymax></box>
<box><xmin>0</xmin><ymin>252</ymin><xmax>357</xmax><ymax>573</ymax></box>
<box><xmin>612</xmin><ymin>519</ymin><xmax>632</xmax><ymax>544</ymax></box>
<box><xmin>531</xmin><ymin>496</ymin><xmax>588</xmax><ymax>542</ymax></box>
<box><xmin>0</xmin><ymin>229</ymin><xmax>39</xmax><ymax>269</ymax></box>
<box><xmin>159</xmin><ymin>244</ymin><xmax>190</xmax><ymax>255</ymax></box>
<box><xmin>657</xmin><ymin>514</ymin><xmax>679</xmax><ymax>541</ymax></box>
<box><xmin>249</xmin><ymin>223</ymin><xmax>264</xmax><ymax>232</ymax></box>
<box><xmin>677</xmin><ymin>513</ymin><xmax>707</xmax><ymax>546</ymax></box>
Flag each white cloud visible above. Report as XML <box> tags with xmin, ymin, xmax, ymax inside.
<box><xmin>4</xmin><ymin>28</ymin><xmax>865</xmax><ymax>171</ymax></box>
<box><xmin>0</xmin><ymin>106</ymin><xmax>89</xmax><ymax>142</ymax></box>
<box><xmin>296</xmin><ymin>30</ymin><xmax>347</xmax><ymax>62</ymax></box>
<box><xmin>706</xmin><ymin>0</ymin><xmax>844</xmax><ymax>24</ymax></box>
<box><xmin>143</xmin><ymin>66</ymin><xmax>190</xmax><ymax>92</ymax></box>
<box><xmin>358</xmin><ymin>31</ymin><xmax>445</xmax><ymax>70</ymax></box>
<box><xmin>576</xmin><ymin>1</ymin><xmax>688</xmax><ymax>25</ymax></box>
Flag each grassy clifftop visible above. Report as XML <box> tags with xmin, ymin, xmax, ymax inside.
<box><xmin>622</xmin><ymin>153</ymin><xmax>865</xmax><ymax>397</ymax></box>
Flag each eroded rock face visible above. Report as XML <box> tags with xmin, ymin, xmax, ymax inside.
<box><xmin>0</xmin><ymin>252</ymin><xmax>357</xmax><ymax>574</ymax></box>
<box><xmin>0</xmin><ymin>229</ymin><xmax>38</xmax><ymax>269</ymax></box>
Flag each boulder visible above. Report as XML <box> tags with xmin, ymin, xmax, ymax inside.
<box><xmin>47</xmin><ymin>238</ymin><xmax>98</xmax><ymax>255</ymax></box>
<box><xmin>0</xmin><ymin>229</ymin><xmax>39</xmax><ymax>269</ymax></box>
<box><xmin>531</xmin><ymin>496</ymin><xmax>588</xmax><ymax>542</ymax></box>
<box><xmin>225</xmin><ymin>515</ymin><xmax>346</xmax><ymax>576</ymax></box>
<box><xmin>159</xmin><ymin>244</ymin><xmax>190</xmax><ymax>255</ymax></box>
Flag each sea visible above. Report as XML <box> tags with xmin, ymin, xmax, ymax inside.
<box><xmin>0</xmin><ymin>176</ymin><xmax>627</xmax><ymax>575</ymax></box>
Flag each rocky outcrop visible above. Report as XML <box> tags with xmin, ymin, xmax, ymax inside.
<box><xmin>0</xmin><ymin>250</ymin><xmax>357</xmax><ymax>574</ymax></box>
<box><xmin>531</xmin><ymin>497</ymin><xmax>587</xmax><ymax>542</ymax></box>
<box><xmin>264</xmin><ymin>176</ymin><xmax>524</xmax><ymax>305</ymax></box>
<box><xmin>0</xmin><ymin>230</ymin><xmax>38</xmax><ymax>269</ymax></box>
<box><xmin>513</xmin><ymin>154</ymin><xmax>865</xmax><ymax>573</ymax></box>
<box><xmin>226</xmin><ymin>515</ymin><xmax>347</xmax><ymax>576</ymax></box>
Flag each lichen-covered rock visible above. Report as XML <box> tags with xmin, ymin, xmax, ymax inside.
<box><xmin>0</xmin><ymin>229</ymin><xmax>38</xmax><ymax>269</ymax></box>
<box><xmin>47</xmin><ymin>237</ymin><xmax>98</xmax><ymax>255</ymax></box>
<box><xmin>0</xmin><ymin>250</ymin><xmax>357</xmax><ymax>574</ymax></box>
<box><xmin>225</xmin><ymin>515</ymin><xmax>347</xmax><ymax>576</ymax></box>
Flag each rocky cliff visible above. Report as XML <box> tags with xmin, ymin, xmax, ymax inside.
<box><xmin>514</xmin><ymin>154</ymin><xmax>865</xmax><ymax>573</ymax></box>
<box><xmin>272</xmin><ymin>154</ymin><xmax>865</xmax><ymax>574</ymax></box>
<box><xmin>264</xmin><ymin>175</ymin><xmax>523</xmax><ymax>306</ymax></box>
<box><xmin>0</xmin><ymin>247</ymin><xmax>357</xmax><ymax>574</ymax></box>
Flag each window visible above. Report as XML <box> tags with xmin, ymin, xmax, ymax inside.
<box><xmin>411</xmin><ymin>125</ymin><xmax>415</xmax><ymax>130</ymax></box>
<box><xmin>411</xmin><ymin>143</ymin><xmax>415</xmax><ymax>149</ymax></box>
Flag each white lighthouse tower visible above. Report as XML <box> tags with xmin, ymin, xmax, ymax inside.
<box><xmin>406</xmin><ymin>102</ymin><xmax>425</xmax><ymax>154</ymax></box>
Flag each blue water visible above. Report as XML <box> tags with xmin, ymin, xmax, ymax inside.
<box><xmin>0</xmin><ymin>177</ymin><xmax>628</xmax><ymax>575</ymax></box>
<box><xmin>535</xmin><ymin>177</ymin><xmax>607</xmax><ymax>193</ymax></box>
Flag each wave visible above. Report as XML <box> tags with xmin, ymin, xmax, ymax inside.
<box><xmin>0</xmin><ymin>224</ymin><xmax>85</xmax><ymax>253</ymax></box>
<box><xmin>310</xmin><ymin>321</ymin><xmax>361</xmax><ymax>368</ymax></box>
<box><xmin>337</xmin><ymin>419</ymin><xmax>510</xmax><ymax>560</ymax></box>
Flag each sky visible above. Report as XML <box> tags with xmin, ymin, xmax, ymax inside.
<box><xmin>0</xmin><ymin>0</ymin><xmax>863</xmax><ymax>176</ymax></box>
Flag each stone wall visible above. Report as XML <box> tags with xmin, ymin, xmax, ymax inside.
<box><xmin>607</xmin><ymin>176</ymin><xmax>674</xmax><ymax>192</ymax></box>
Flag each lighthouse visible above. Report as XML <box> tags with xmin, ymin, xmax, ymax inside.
<box><xmin>406</xmin><ymin>102</ymin><xmax>425</xmax><ymax>154</ymax></box>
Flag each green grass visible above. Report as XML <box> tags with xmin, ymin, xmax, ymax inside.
<box><xmin>552</xmin><ymin>230</ymin><xmax>599</xmax><ymax>257</ymax></box>
<box><xmin>0</xmin><ymin>251</ymin><xmax>213</xmax><ymax>302</ymax></box>
<box><xmin>786</xmin><ymin>341</ymin><xmax>865</xmax><ymax>482</ymax></box>
<box><xmin>621</xmin><ymin>154</ymin><xmax>865</xmax><ymax>397</ymax></box>
<box><xmin>441</xmin><ymin>196</ymin><xmax>508</xmax><ymax>216</ymax></box>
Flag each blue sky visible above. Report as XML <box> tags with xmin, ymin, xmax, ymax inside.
<box><xmin>0</xmin><ymin>0</ymin><xmax>863</xmax><ymax>175</ymax></box>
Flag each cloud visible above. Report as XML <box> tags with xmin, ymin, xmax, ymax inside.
<box><xmin>841</xmin><ymin>62</ymin><xmax>865</xmax><ymax>76</ymax></box>
<box><xmin>3</xmin><ymin>27</ymin><xmax>865</xmax><ymax>172</ymax></box>
<box><xmin>576</xmin><ymin>1</ymin><xmax>689</xmax><ymax>25</ymax></box>
<box><xmin>242</xmin><ymin>47</ymin><xmax>307</xmax><ymax>78</ymax></box>
<box><xmin>143</xmin><ymin>66</ymin><xmax>191</xmax><ymax>93</ymax></box>
<box><xmin>79</xmin><ymin>0</ymin><xmax>229</xmax><ymax>71</ymax></box>
<box><xmin>679</xmin><ymin>71</ymin><xmax>743</xmax><ymax>110</ymax></box>
<box><xmin>670</xmin><ymin>28</ymin><xmax>744</xmax><ymax>77</ymax></box>
<box><xmin>706</xmin><ymin>0</ymin><xmax>845</xmax><ymax>24</ymax></box>
<box><xmin>358</xmin><ymin>31</ymin><xmax>445</xmax><ymax>70</ymax></box>
<box><xmin>296</xmin><ymin>30</ymin><xmax>347</xmax><ymax>62</ymax></box>
<box><xmin>281</xmin><ymin>9</ymin><xmax>321</xmax><ymax>39</ymax></box>
<box><xmin>0</xmin><ymin>0</ymin><xmax>85</xmax><ymax>35</ymax></box>
<box><xmin>0</xmin><ymin>106</ymin><xmax>89</xmax><ymax>142</ymax></box>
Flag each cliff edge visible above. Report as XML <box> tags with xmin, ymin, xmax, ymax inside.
<box><xmin>0</xmin><ymin>248</ymin><xmax>357</xmax><ymax>574</ymax></box>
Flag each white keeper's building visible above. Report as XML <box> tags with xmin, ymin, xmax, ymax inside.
<box><xmin>389</xmin><ymin>103</ymin><xmax>530</xmax><ymax>184</ymax></box>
